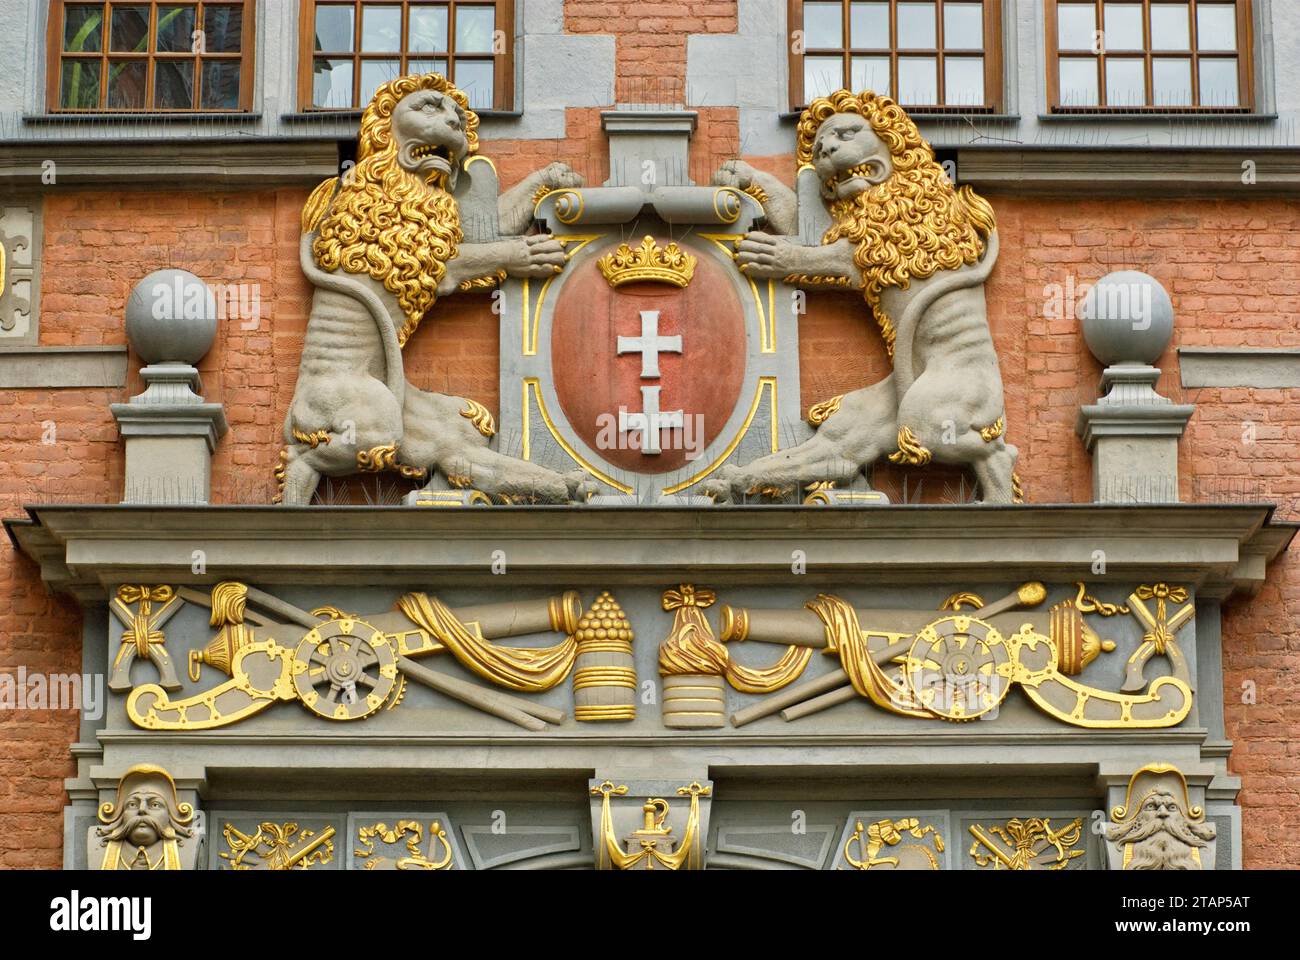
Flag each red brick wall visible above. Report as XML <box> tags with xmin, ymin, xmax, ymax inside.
<box><xmin>5</xmin><ymin>71</ymin><xmax>1300</xmax><ymax>866</ymax></box>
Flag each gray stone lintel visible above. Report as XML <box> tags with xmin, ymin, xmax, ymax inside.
<box><xmin>0</xmin><ymin>346</ymin><xmax>128</xmax><ymax>389</ymax></box>
<box><xmin>4</xmin><ymin>503</ymin><xmax>1293</xmax><ymax>604</ymax></box>
<box><xmin>1178</xmin><ymin>347</ymin><xmax>1300</xmax><ymax>389</ymax></box>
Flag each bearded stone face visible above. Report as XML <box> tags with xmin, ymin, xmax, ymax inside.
<box><xmin>390</xmin><ymin>88</ymin><xmax>471</xmax><ymax>187</ymax></box>
<box><xmin>1108</xmin><ymin>790</ymin><xmax>1216</xmax><ymax>870</ymax></box>
<box><xmin>98</xmin><ymin>786</ymin><xmax>188</xmax><ymax>850</ymax></box>
<box><xmin>810</xmin><ymin>112</ymin><xmax>893</xmax><ymax>201</ymax></box>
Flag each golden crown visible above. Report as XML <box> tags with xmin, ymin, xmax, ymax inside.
<box><xmin>597</xmin><ymin>236</ymin><xmax>697</xmax><ymax>289</ymax></box>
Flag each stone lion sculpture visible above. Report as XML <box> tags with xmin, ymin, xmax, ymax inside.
<box><xmin>704</xmin><ymin>89</ymin><xmax>1019</xmax><ymax>503</ymax></box>
<box><xmin>278</xmin><ymin>73</ymin><xmax>589</xmax><ymax>504</ymax></box>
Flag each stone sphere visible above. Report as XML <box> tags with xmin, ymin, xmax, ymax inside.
<box><xmin>1079</xmin><ymin>270</ymin><xmax>1174</xmax><ymax>366</ymax></box>
<box><xmin>124</xmin><ymin>269</ymin><xmax>218</xmax><ymax>365</ymax></box>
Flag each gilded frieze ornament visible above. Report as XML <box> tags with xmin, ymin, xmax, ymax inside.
<box><xmin>220</xmin><ymin>821</ymin><xmax>336</xmax><ymax>870</ymax></box>
<box><xmin>658</xmin><ymin>584</ymin><xmax>810</xmax><ymax>728</ymax></box>
<box><xmin>128</xmin><ymin>582</ymin><xmax>631</xmax><ymax>731</ymax></box>
<box><xmin>591</xmin><ymin>780</ymin><xmax>712</xmax><ymax>870</ymax></box>
<box><xmin>843</xmin><ymin>818</ymin><xmax>944</xmax><ymax>870</ymax></box>
<box><xmin>726</xmin><ymin>582</ymin><xmax>1194</xmax><ymax>730</ymax></box>
<box><xmin>968</xmin><ymin>817</ymin><xmax>1086</xmax><ymax>870</ymax></box>
<box><xmin>93</xmin><ymin>765</ymin><xmax>201</xmax><ymax>871</ymax></box>
<box><xmin>355</xmin><ymin>820</ymin><xmax>454</xmax><ymax>870</ymax></box>
<box><xmin>597</xmin><ymin>235</ymin><xmax>697</xmax><ymax>288</ymax></box>
<box><xmin>109</xmin><ymin>584</ymin><xmax>183</xmax><ymax>692</ymax></box>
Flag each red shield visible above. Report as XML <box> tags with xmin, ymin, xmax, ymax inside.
<box><xmin>551</xmin><ymin>242</ymin><xmax>747</xmax><ymax>474</ymax></box>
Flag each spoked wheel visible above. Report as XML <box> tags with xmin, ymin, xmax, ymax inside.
<box><xmin>904</xmin><ymin>616</ymin><xmax>1012</xmax><ymax>722</ymax></box>
<box><xmin>292</xmin><ymin>618</ymin><xmax>398</xmax><ymax>720</ymax></box>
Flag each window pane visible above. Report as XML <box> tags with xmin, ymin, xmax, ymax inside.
<box><xmin>200</xmin><ymin>60</ymin><xmax>241</xmax><ymax>109</ymax></box>
<box><xmin>1199</xmin><ymin>57</ymin><xmax>1239</xmax><ymax>107</ymax></box>
<box><xmin>1197</xmin><ymin>4</ymin><xmax>1237</xmax><ymax>52</ymax></box>
<box><xmin>1059</xmin><ymin>57</ymin><xmax>1099</xmax><ymax>106</ymax></box>
<box><xmin>410</xmin><ymin>5</ymin><xmax>449</xmax><ymax>52</ymax></box>
<box><xmin>314</xmin><ymin>4</ymin><xmax>354</xmax><ymax>52</ymax></box>
<box><xmin>61</xmin><ymin>59</ymin><xmax>101</xmax><ymax>107</ymax></box>
<box><xmin>360</xmin><ymin>58</ymin><xmax>402</xmax><ymax>101</ymax></box>
<box><xmin>110</xmin><ymin>5</ymin><xmax>150</xmax><ymax>52</ymax></box>
<box><xmin>898</xmin><ymin>56</ymin><xmax>937</xmax><ymax>103</ymax></box>
<box><xmin>361</xmin><ymin>5</ymin><xmax>402</xmax><ymax>52</ymax></box>
<box><xmin>803</xmin><ymin>2</ymin><xmax>842</xmax><ymax>49</ymax></box>
<box><xmin>456</xmin><ymin>6</ymin><xmax>496</xmax><ymax>53</ymax></box>
<box><xmin>944</xmin><ymin>55</ymin><xmax>984</xmax><ymax>105</ymax></box>
<box><xmin>1150</xmin><ymin>3</ymin><xmax>1191</xmax><ymax>50</ymax></box>
<box><xmin>203</xmin><ymin>4</ymin><xmax>243</xmax><ymax>53</ymax></box>
<box><xmin>1152</xmin><ymin>57</ymin><xmax>1192</xmax><ymax>104</ymax></box>
<box><xmin>1057</xmin><ymin>3</ymin><xmax>1096</xmax><ymax>50</ymax></box>
<box><xmin>943</xmin><ymin>3</ymin><xmax>983</xmax><ymax>50</ymax></box>
<box><xmin>312</xmin><ymin>57</ymin><xmax>354</xmax><ymax>107</ymax></box>
<box><xmin>455</xmin><ymin>58</ymin><xmax>494</xmax><ymax>109</ymax></box>
<box><xmin>850</xmin><ymin>2</ymin><xmax>889</xmax><ymax>48</ymax></box>
<box><xmin>107</xmin><ymin>60</ymin><xmax>147</xmax><ymax>108</ymax></box>
<box><xmin>408</xmin><ymin>57</ymin><xmax>450</xmax><ymax>76</ymax></box>
<box><xmin>156</xmin><ymin>5</ymin><xmax>197</xmax><ymax>53</ymax></box>
<box><xmin>851</xmin><ymin>56</ymin><xmax>890</xmax><ymax>95</ymax></box>
<box><xmin>154</xmin><ymin>60</ymin><xmax>195</xmax><ymax>108</ymax></box>
<box><xmin>804</xmin><ymin>55</ymin><xmax>843</xmax><ymax>100</ymax></box>
<box><xmin>1103</xmin><ymin>3</ymin><xmax>1144</xmax><ymax>52</ymax></box>
<box><xmin>897</xmin><ymin>2</ymin><xmax>937</xmax><ymax>48</ymax></box>
<box><xmin>64</xmin><ymin>4</ymin><xmax>103</xmax><ymax>52</ymax></box>
<box><xmin>1105</xmin><ymin>57</ymin><xmax>1146</xmax><ymax>107</ymax></box>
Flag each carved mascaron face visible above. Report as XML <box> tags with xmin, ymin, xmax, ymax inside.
<box><xmin>389</xmin><ymin>87</ymin><xmax>471</xmax><ymax>184</ymax></box>
<box><xmin>810</xmin><ymin>112</ymin><xmax>894</xmax><ymax>201</ymax></box>
<box><xmin>120</xmin><ymin>788</ymin><xmax>170</xmax><ymax>848</ymax></box>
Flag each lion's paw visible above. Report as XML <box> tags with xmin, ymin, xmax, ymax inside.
<box><xmin>539</xmin><ymin>162</ymin><xmax>583</xmax><ymax>190</ymax></box>
<box><xmin>711</xmin><ymin>159</ymin><xmax>757</xmax><ymax>190</ymax></box>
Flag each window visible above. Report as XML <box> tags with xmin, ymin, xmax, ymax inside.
<box><xmin>300</xmin><ymin>1</ymin><xmax>515</xmax><ymax>111</ymax></box>
<box><xmin>1048</xmin><ymin>1</ymin><xmax>1253</xmax><ymax>111</ymax></box>
<box><xmin>47</xmin><ymin>2</ymin><xmax>253</xmax><ymax>112</ymax></box>
<box><xmin>788</xmin><ymin>1</ymin><xmax>1003</xmax><ymax>111</ymax></box>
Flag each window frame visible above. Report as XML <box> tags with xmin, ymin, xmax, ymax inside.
<box><xmin>1045</xmin><ymin>0</ymin><xmax>1255</xmax><ymax>113</ymax></box>
<box><xmin>297</xmin><ymin>0</ymin><xmax>516</xmax><ymax>112</ymax></box>
<box><xmin>45</xmin><ymin>1</ymin><xmax>256</xmax><ymax>113</ymax></box>
<box><xmin>787</xmin><ymin>0</ymin><xmax>1005</xmax><ymax>113</ymax></box>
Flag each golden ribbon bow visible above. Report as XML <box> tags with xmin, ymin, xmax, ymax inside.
<box><xmin>662</xmin><ymin>585</ymin><xmax>716</xmax><ymax>610</ymax></box>
<box><xmin>1132</xmin><ymin>583</ymin><xmax>1188</xmax><ymax>654</ymax></box>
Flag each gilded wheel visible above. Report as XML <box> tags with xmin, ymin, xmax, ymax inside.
<box><xmin>904</xmin><ymin>616</ymin><xmax>1011</xmax><ymax>721</ymax></box>
<box><xmin>292</xmin><ymin>618</ymin><xmax>398</xmax><ymax>721</ymax></box>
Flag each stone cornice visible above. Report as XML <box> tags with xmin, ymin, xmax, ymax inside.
<box><xmin>0</xmin><ymin>140</ymin><xmax>340</xmax><ymax>186</ymax></box>
<box><xmin>955</xmin><ymin>148</ymin><xmax>1300</xmax><ymax>195</ymax></box>
<box><xmin>6</xmin><ymin>503</ymin><xmax>1293</xmax><ymax>604</ymax></box>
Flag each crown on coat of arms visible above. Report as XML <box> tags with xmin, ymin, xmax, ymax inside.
<box><xmin>597</xmin><ymin>235</ymin><xmax>697</xmax><ymax>289</ymax></box>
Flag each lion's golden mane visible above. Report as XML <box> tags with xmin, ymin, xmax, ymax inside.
<box><xmin>795</xmin><ymin>90</ymin><xmax>995</xmax><ymax>357</ymax></box>
<box><xmin>306</xmin><ymin>73</ymin><xmax>481</xmax><ymax>346</ymax></box>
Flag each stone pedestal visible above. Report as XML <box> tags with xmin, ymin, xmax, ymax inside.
<box><xmin>1076</xmin><ymin>363</ymin><xmax>1194</xmax><ymax>503</ymax></box>
<box><xmin>111</xmin><ymin>363</ymin><xmax>228</xmax><ymax>504</ymax></box>
<box><xmin>601</xmin><ymin>109</ymin><xmax>697</xmax><ymax>186</ymax></box>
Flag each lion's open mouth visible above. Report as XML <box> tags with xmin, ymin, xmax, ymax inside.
<box><xmin>824</xmin><ymin>163</ymin><xmax>875</xmax><ymax>193</ymax></box>
<box><xmin>410</xmin><ymin>143</ymin><xmax>454</xmax><ymax>177</ymax></box>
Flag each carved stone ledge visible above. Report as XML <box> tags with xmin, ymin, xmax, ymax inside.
<box><xmin>5</xmin><ymin>503</ymin><xmax>1293</xmax><ymax>604</ymax></box>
